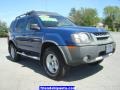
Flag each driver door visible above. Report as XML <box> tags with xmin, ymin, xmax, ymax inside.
<box><xmin>24</xmin><ymin>17</ymin><xmax>43</xmax><ymax>53</ymax></box>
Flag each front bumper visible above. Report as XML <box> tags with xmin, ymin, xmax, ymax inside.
<box><xmin>59</xmin><ymin>42</ymin><xmax>116</xmax><ymax>66</ymax></box>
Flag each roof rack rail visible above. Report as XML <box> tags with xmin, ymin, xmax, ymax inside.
<box><xmin>15</xmin><ymin>10</ymin><xmax>36</xmax><ymax>19</ymax></box>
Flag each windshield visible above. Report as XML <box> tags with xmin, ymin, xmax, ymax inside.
<box><xmin>39</xmin><ymin>15</ymin><xmax>75</xmax><ymax>27</ymax></box>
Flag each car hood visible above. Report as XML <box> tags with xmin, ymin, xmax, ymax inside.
<box><xmin>45</xmin><ymin>26</ymin><xmax>108</xmax><ymax>33</ymax></box>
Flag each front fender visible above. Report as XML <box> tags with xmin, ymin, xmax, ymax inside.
<box><xmin>42</xmin><ymin>33</ymin><xmax>73</xmax><ymax>65</ymax></box>
<box><xmin>43</xmin><ymin>33</ymin><xmax>66</xmax><ymax>46</ymax></box>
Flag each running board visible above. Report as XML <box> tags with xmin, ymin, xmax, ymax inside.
<box><xmin>17</xmin><ymin>52</ymin><xmax>40</xmax><ymax>60</ymax></box>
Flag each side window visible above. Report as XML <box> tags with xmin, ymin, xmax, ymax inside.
<box><xmin>26</xmin><ymin>17</ymin><xmax>40</xmax><ymax>30</ymax></box>
<box><xmin>15</xmin><ymin>19</ymin><xmax>26</xmax><ymax>32</ymax></box>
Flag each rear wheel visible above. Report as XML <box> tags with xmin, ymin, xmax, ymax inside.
<box><xmin>43</xmin><ymin>47</ymin><xmax>69</xmax><ymax>80</ymax></box>
<box><xmin>9</xmin><ymin>44</ymin><xmax>20</xmax><ymax>62</ymax></box>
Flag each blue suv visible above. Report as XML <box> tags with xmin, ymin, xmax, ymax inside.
<box><xmin>8</xmin><ymin>11</ymin><xmax>116</xmax><ymax>80</ymax></box>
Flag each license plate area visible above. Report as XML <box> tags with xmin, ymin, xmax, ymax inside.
<box><xmin>106</xmin><ymin>44</ymin><xmax>113</xmax><ymax>54</ymax></box>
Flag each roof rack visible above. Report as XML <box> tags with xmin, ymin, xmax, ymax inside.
<box><xmin>15</xmin><ymin>10</ymin><xmax>36</xmax><ymax>19</ymax></box>
<box><xmin>15</xmin><ymin>10</ymin><xmax>60</xmax><ymax>20</ymax></box>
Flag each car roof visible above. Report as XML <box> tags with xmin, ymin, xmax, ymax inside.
<box><xmin>15</xmin><ymin>10</ymin><xmax>60</xmax><ymax>20</ymax></box>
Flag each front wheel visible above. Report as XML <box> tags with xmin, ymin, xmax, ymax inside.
<box><xmin>43</xmin><ymin>47</ymin><xmax>69</xmax><ymax>80</ymax></box>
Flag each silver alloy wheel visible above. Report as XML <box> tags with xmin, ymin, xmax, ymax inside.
<box><xmin>46</xmin><ymin>54</ymin><xmax>59</xmax><ymax>74</ymax></box>
<box><xmin>10</xmin><ymin>46</ymin><xmax>15</xmax><ymax>59</ymax></box>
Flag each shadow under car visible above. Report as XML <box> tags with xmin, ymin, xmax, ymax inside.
<box><xmin>6</xmin><ymin>55</ymin><xmax>103</xmax><ymax>81</ymax></box>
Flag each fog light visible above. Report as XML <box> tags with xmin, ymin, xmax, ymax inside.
<box><xmin>83</xmin><ymin>56</ymin><xmax>89</xmax><ymax>62</ymax></box>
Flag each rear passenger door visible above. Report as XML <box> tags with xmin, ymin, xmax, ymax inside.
<box><xmin>15</xmin><ymin>18</ymin><xmax>28</xmax><ymax>50</ymax></box>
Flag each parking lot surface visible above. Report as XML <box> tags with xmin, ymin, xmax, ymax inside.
<box><xmin>0</xmin><ymin>32</ymin><xmax>120</xmax><ymax>90</ymax></box>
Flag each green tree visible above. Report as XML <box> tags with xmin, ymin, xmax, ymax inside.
<box><xmin>103</xmin><ymin>6</ymin><xmax>120</xmax><ymax>31</ymax></box>
<box><xmin>69</xmin><ymin>9</ymin><xmax>82</xmax><ymax>25</ymax></box>
<box><xmin>0</xmin><ymin>20</ymin><xmax>8</xmax><ymax>37</ymax></box>
<box><xmin>69</xmin><ymin>8</ymin><xmax>100</xmax><ymax>26</ymax></box>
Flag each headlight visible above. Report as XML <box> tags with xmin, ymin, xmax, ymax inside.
<box><xmin>72</xmin><ymin>32</ymin><xmax>91</xmax><ymax>44</ymax></box>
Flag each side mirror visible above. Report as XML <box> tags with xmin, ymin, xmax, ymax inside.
<box><xmin>30</xmin><ymin>24</ymin><xmax>40</xmax><ymax>30</ymax></box>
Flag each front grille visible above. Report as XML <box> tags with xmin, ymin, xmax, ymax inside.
<box><xmin>93</xmin><ymin>32</ymin><xmax>108</xmax><ymax>36</ymax></box>
<box><xmin>97</xmin><ymin>37</ymin><xmax>109</xmax><ymax>40</ymax></box>
<box><xmin>93</xmin><ymin>32</ymin><xmax>109</xmax><ymax>41</ymax></box>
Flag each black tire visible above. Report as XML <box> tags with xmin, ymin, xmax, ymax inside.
<box><xmin>88</xmin><ymin>60</ymin><xmax>103</xmax><ymax>66</ymax></box>
<box><xmin>43</xmin><ymin>47</ymin><xmax>69</xmax><ymax>80</ymax></box>
<box><xmin>9</xmin><ymin>44</ymin><xmax>21</xmax><ymax>62</ymax></box>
